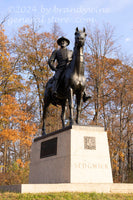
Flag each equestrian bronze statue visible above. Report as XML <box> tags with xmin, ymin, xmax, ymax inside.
<box><xmin>42</xmin><ymin>27</ymin><xmax>90</xmax><ymax>135</ymax></box>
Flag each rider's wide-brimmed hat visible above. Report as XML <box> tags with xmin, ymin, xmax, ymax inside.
<box><xmin>57</xmin><ymin>36</ymin><xmax>70</xmax><ymax>46</ymax></box>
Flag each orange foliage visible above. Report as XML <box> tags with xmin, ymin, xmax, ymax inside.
<box><xmin>0</xmin><ymin>26</ymin><xmax>23</xmax><ymax>95</ymax></box>
<box><xmin>0</xmin><ymin>94</ymin><xmax>37</xmax><ymax>146</ymax></box>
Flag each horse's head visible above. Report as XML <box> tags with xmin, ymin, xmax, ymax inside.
<box><xmin>75</xmin><ymin>27</ymin><xmax>87</xmax><ymax>47</ymax></box>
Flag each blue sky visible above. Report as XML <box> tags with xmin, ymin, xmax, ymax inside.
<box><xmin>0</xmin><ymin>0</ymin><xmax>133</xmax><ymax>56</ymax></box>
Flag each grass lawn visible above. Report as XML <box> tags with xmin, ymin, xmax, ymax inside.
<box><xmin>0</xmin><ymin>192</ymin><xmax>133</xmax><ymax>200</ymax></box>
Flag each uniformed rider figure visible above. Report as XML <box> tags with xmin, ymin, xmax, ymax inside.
<box><xmin>48</xmin><ymin>36</ymin><xmax>72</xmax><ymax>96</ymax></box>
<box><xmin>48</xmin><ymin>36</ymin><xmax>90</xmax><ymax>102</ymax></box>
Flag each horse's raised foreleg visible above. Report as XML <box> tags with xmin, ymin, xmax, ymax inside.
<box><xmin>76</xmin><ymin>92</ymin><xmax>83</xmax><ymax>124</ymax></box>
<box><xmin>42</xmin><ymin>99</ymin><xmax>50</xmax><ymax>136</ymax></box>
<box><xmin>68</xmin><ymin>88</ymin><xmax>74</xmax><ymax>126</ymax></box>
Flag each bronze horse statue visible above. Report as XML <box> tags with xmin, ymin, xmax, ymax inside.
<box><xmin>42</xmin><ymin>27</ymin><xmax>87</xmax><ymax>135</ymax></box>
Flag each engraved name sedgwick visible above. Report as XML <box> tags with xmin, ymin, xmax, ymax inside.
<box><xmin>74</xmin><ymin>162</ymin><xmax>109</xmax><ymax>169</ymax></box>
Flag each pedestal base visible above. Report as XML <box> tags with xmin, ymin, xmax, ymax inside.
<box><xmin>29</xmin><ymin>125</ymin><xmax>113</xmax><ymax>184</ymax></box>
<box><xmin>1</xmin><ymin>183</ymin><xmax>133</xmax><ymax>193</ymax></box>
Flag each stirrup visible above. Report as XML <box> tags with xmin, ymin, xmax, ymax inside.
<box><xmin>83</xmin><ymin>95</ymin><xmax>91</xmax><ymax>102</ymax></box>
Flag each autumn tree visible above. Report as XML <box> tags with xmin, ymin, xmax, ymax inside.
<box><xmin>11</xmin><ymin>24</ymin><xmax>52</xmax><ymax>120</ymax></box>
<box><xmin>0</xmin><ymin>24</ymin><xmax>37</xmax><ymax>185</ymax></box>
<box><xmin>84</xmin><ymin>23</ymin><xmax>119</xmax><ymax>125</ymax></box>
<box><xmin>84</xmin><ymin>23</ymin><xmax>133</xmax><ymax>182</ymax></box>
<box><xmin>0</xmin><ymin>25</ymin><xmax>23</xmax><ymax>96</ymax></box>
<box><xmin>11</xmin><ymin>23</ymin><xmax>64</xmax><ymax>133</ymax></box>
<box><xmin>0</xmin><ymin>94</ymin><xmax>37</xmax><ymax>185</ymax></box>
<box><xmin>0</xmin><ymin>94</ymin><xmax>37</xmax><ymax>163</ymax></box>
<box><xmin>107</xmin><ymin>59</ymin><xmax>133</xmax><ymax>182</ymax></box>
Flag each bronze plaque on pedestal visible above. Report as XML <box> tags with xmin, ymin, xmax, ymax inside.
<box><xmin>40</xmin><ymin>137</ymin><xmax>57</xmax><ymax>158</ymax></box>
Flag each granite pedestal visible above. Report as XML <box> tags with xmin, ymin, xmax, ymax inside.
<box><xmin>29</xmin><ymin>125</ymin><xmax>113</xmax><ymax>184</ymax></box>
